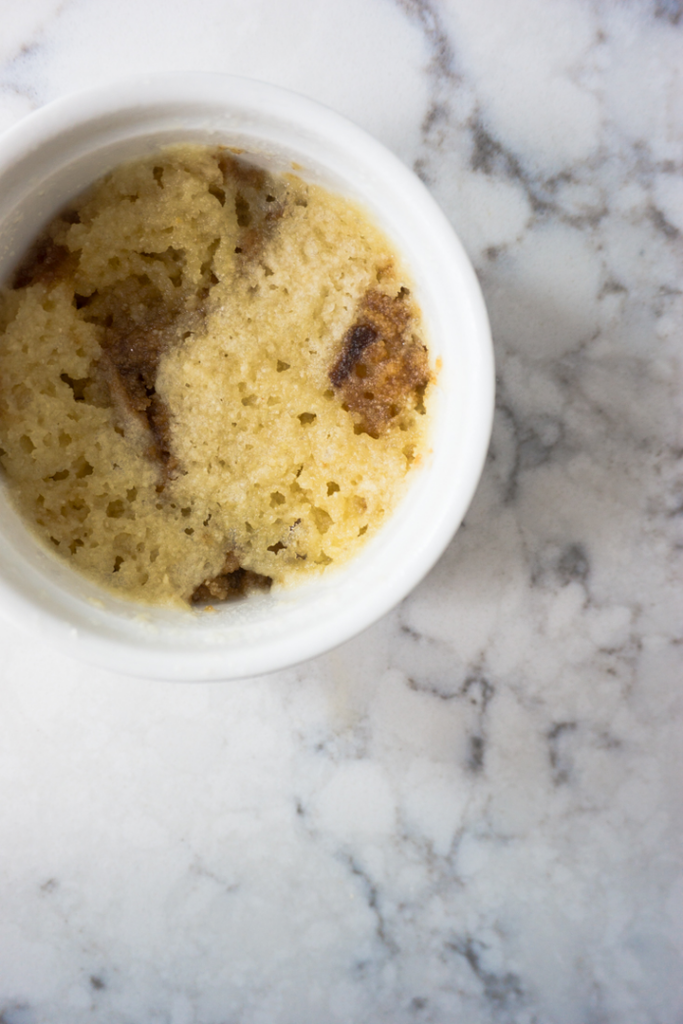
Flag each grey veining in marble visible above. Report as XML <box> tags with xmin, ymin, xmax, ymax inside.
<box><xmin>0</xmin><ymin>1</ymin><xmax>682</xmax><ymax>1022</ymax></box>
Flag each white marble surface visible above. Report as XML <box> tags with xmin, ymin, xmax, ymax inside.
<box><xmin>0</xmin><ymin>0</ymin><xmax>682</xmax><ymax>1021</ymax></box>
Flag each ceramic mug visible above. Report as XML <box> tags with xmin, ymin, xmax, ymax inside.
<box><xmin>0</xmin><ymin>74</ymin><xmax>494</xmax><ymax>680</ymax></box>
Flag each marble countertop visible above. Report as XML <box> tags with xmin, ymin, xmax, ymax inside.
<box><xmin>1</xmin><ymin>1</ymin><xmax>682</xmax><ymax>1021</ymax></box>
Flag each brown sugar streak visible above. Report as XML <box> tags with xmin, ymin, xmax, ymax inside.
<box><xmin>98</xmin><ymin>306</ymin><xmax>184</xmax><ymax>478</ymax></box>
<box><xmin>190</xmin><ymin>551</ymin><xmax>272</xmax><ymax>603</ymax></box>
<box><xmin>218</xmin><ymin>152</ymin><xmax>286</xmax><ymax>263</ymax></box>
<box><xmin>12</xmin><ymin>237</ymin><xmax>76</xmax><ymax>290</ymax></box>
<box><xmin>329</xmin><ymin>288</ymin><xmax>431</xmax><ymax>438</ymax></box>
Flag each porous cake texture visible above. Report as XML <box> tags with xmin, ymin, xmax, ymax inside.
<box><xmin>0</xmin><ymin>146</ymin><xmax>432</xmax><ymax>606</ymax></box>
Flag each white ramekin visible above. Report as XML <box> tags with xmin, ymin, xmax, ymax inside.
<box><xmin>0</xmin><ymin>73</ymin><xmax>493</xmax><ymax>681</ymax></box>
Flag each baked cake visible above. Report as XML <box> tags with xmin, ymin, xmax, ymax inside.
<box><xmin>0</xmin><ymin>146</ymin><xmax>432</xmax><ymax>607</ymax></box>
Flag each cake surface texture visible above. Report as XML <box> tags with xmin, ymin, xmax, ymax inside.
<box><xmin>0</xmin><ymin>146</ymin><xmax>433</xmax><ymax>607</ymax></box>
